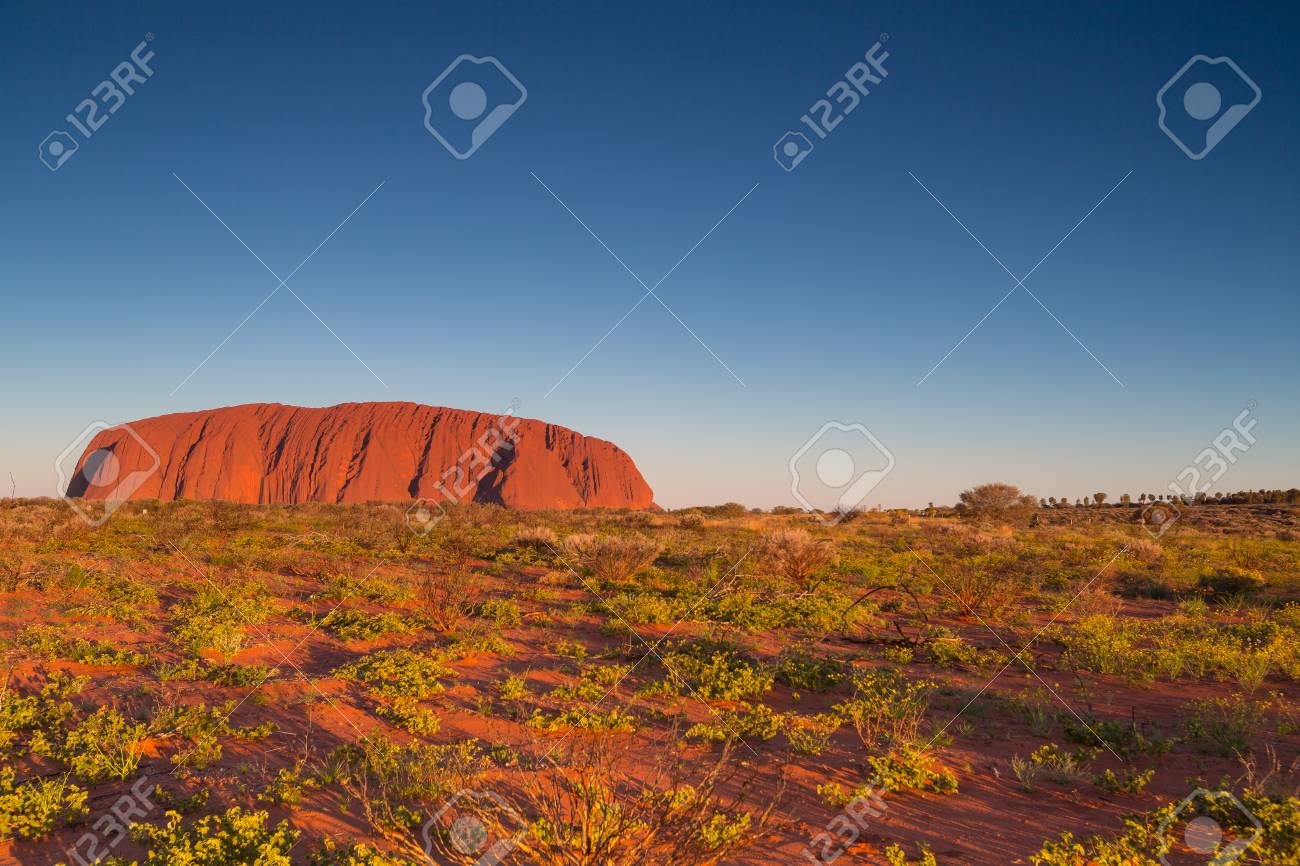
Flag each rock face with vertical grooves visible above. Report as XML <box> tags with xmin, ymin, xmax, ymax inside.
<box><xmin>67</xmin><ymin>403</ymin><xmax>655</xmax><ymax>510</ymax></box>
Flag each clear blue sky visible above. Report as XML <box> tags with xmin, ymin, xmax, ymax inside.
<box><xmin>3</xmin><ymin>0</ymin><xmax>1297</xmax><ymax>508</ymax></box>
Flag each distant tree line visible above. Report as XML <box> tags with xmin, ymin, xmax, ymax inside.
<box><xmin>1037</xmin><ymin>488</ymin><xmax>1300</xmax><ymax>508</ymax></box>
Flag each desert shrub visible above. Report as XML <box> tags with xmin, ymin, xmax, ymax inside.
<box><xmin>16</xmin><ymin>624</ymin><xmax>146</xmax><ymax>666</ymax></box>
<box><xmin>378</xmin><ymin>697</ymin><xmax>441</xmax><ymax>736</ymax></box>
<box><xmin>1026</xmin><ymin>743</ymin><xmax>1096</xmax><ymax>786</ymax></box>
<box><xmin>313</xmin><ymin>573</ymin><xmax>408</xmax><ymax>603</ymax></box>
<box><xmin>0</xmin><ymin>672</ymin><xmax>85</xmax><ymax>751</ymax></box>
<box><xmin>319</xmin><ymin>607</ymin><xmax>416</xmax><ymax>640</ymax></box>
<box><xmin>885</xmin><ymin>844</ymin><xmax>938</xmax><ymax>866</ymax></box>
<box><xmin>446</xmin><ymin>628</ymin><xmax>516</xmax><ymax>658</ymax></box>
<box><xmin>415</xmin><ymin>569</ymin><xmax>480</xmax><ymax>633</ymax></box>
<box><xmin>1092</xmin><ymin>767</ymin><xmax>1154</xmax><ymax>795</ymax></box>
<box><xmin>1199</xmin><ymin>565</ymin><xmax>1266</xmax><ymax>598</ymax></box>
<box><xmin>259</xmin><ymin>763</ymin><xmax>314</xmax><ymax>807</ymax></box>
<box><xmin>757</xmin><ymin>528</ymin><xmax>835</xmax><ymax>586</ymax></box>
<box><xmin>512</xmin><ymin>526</ymin><xmax>558</xmax><ymax>549</ymax></box>
<box><xmin>554</xmin><ymin>638</ymin><xmax>589</xmax><ymax>659</ymax></box>
<box><xmin>0</xmin><ymin>767</ymin><xmax>87</xmax><ymax>840</ymax></box>
<box><xmin>65</xmin><ymin>570</ymin><xmax>158</xmax><ymax>622</ymax></box>
<box><xmin>152</xmin><ymin>700</ymin><xmax>273</xmax><ymax>770</ymax></box>
<box><xmin>564</xmin><ymin>533</ymin><xmax>662</xmax><ymax>584</ymax></box>
<box><xmin>550</xmin><ymin>664</ymin><xmax>632</xmax><ymax>702</ymax></box>
<box><xmin>833</xmin><ymin>669</ymin><xmax>934</xmax><ymax>751</ymax></box>
<box><xmin>477</xmin><ymin>597</ymin><xmax>523</xmax><ymax>628</ymax></box>
<box><xmin>782</xmin><ymin>712</ymin><xmax>842</xmax><ymax>754</ymax></box>
<box><xmin>131</xmin><ymin>806</ymin><xmax>297</xmax><ymax>864</ymax></box>
<box><xmin>773</xmin><ymin>649</ymin><xmax>847</xmax><ymax>692</ymax></box>
<box><xmin>1184</xmin><ymin>694</ymin><xmax>1265</xmax><ymax>756</ymax></box>
<box><xmin>686</xmin><ymin>703</ymin><xmax>783</xmax><ymax>742</ymax></box>
<box><xmin>172</xmin><ymin>584</ymin><xmax>272</xmax><ymax>659</ymax></box>
<box><xmin>1113</xmin><ymin>570</ymin><xmax>1174</xmax><ymax>600</ymax></box>
<box><xmin>956</xmin><ymin>482</ymin><xmax>1038</xmax><ymax>525</ymax></box>
<box><xmin>1063</xmin><ymin>716</ymin><xmax>1172</xmax><ymax>759</ymax></box>
<box><xmin>1030</xmin><ymin>789</ymin><xmax>1300</xmax><ymax>865</ymax></box>
<box><xmin>433</xmin><ymin>735</ymin><xmax>778</xmax><ymax>866</ymax></box>
<box><xmin>324</xmin><ymin>735</ymin><xmax>489</xmax><ymax>834</ymax></box>
<box><xmin>29</xmin><ymin>705</ymin><xmax>145</xmax><ymax>783</ymax></box>
<box><xmin>498</xmin><ymin>673</ymin><xmax>529</xmax><ymax>702</ymax></box>
<box><xmin>309</xmin><ymin>840</ymin><xmax>415</xmax><ymax>866</ymax></box>
<box><xmin>866</xmin><ymin>746</ymin><xmax>957</xmax><ymax>794</ymax></box>
<box><xmin>527</xmin><ymin>707</ymin><xmax>637</xmax><ymax>733</ymax></box>
<box><xmin>658</xmin><ymin>641</ymin><xmax>773</xmax><ymax>702</ymax></box>
<box><xmin>334</xmin><ymin>650</ymin><xmax>452</xmax><ymax>700</ymax></box>
<box><xmin>924</xmin><ymin>636</ymin><xmax>1004</xmax><ymax>670</ymax></box>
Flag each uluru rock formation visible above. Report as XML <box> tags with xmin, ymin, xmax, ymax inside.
<box><xmin>67</xmin><ymin>402</ymin><xmax>655</xmax><ymax>510</ymax></box>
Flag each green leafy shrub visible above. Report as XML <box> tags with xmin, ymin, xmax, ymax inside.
<box><xmin>866</xmin><ymin>746</ymin><xmax>957</xmax><ymax>794</ymax></box>
<box><xmin>17</xmin><ymin>624</ymin><xmax>147</xmax><ymax>666</ymax></box>
<box><xmin>783</xmin><ymin>712</ymin><xmax>842</xmax><ymax>755</ymax></box>
<box><xmin>774</xmin><ymin>650</ymin><xmax>846</xmax><ymax>692</ymax></box>
<box><xmin>686</xmin><ymin>703</ymin><xmax>783</xmax><ymax>742</ymax></box>
<box><xmin>309</xmin><ymin>839</ymin><xmax>415</xmax><ymax>866</ymax></box>
<box><xmin>659</xmin><ymin>642</ymin><xmax>773</xmax><ymax>702</ymax></box>
<box><xmin>1198</xmin><ymin>566</ymin><xmax>1266</xmax><ymax>597</ymax></box>
<box><xmin>528</xmin><ymin>707</ymin><xmax>637</xmax><ymax>733</ymax></box>
<box><xmin>833</xmin><ymin>669</ymin><xmax>934</xmax><ymax>751</ymax></box>
<box><xmin>131</xmin><ymin>806</ymin><xmax>297</xmax><ymax>865</ymax></box>
<box><xmin>319</xmin><ymin>608</ymin><xmax>415</xmax><ymax>640</ymax></box>
<box><xmin>334</xmin><ymin>650</ymin><xmax>452</xmax><ymax>700</ymax></box>
<box><xmin>30</xmin><ymin>706</ymin><xmax>145</xmax><ymax>783</ymax></box>
<box><xmin>0</xmin><ymin>767</ymin><xmax>87</xmax><ymax>840</ymax></box>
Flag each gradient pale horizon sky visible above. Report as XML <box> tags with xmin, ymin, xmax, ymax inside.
<box><xmin>3</xmin><ymin>0</ymin><xmax>1297</xmax><ymax>509</ymax></box>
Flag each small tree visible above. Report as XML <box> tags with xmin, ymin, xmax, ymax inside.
<box><xmin>1120</xmin><ymin>494</ymin><xmax>1131</xmax><ymax>506</ymax></box>
<box><xmin>956</xmin><ymin>483</ymin><xmax>1038</xmax><ymax>525</ymax></box>
<box><xmin>1093</xmin><ymin>493</ymin><xmax>1107</xmax><ymax>506</ymax></box>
